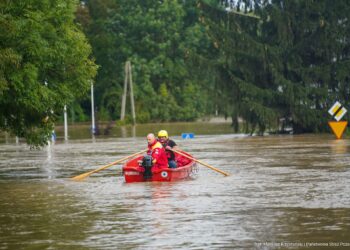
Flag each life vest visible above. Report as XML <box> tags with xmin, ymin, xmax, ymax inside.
<box><xmin>148</xmin><ymin>141</ymin><xmax>168</xmax><ymax>170</ymax></box>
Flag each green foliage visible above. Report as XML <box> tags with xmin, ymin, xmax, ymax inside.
<box><xmin>77</xmin><ymin>0</ymin><xmax>210</xmax><ymax>123</ymax></box>
<box><xmin>0</xmin><ymin>0</ymin><xmax>97</xmax><ymax>146</ymax></box>
<box><xmin>200</xmin><ymin>0</ymin><xmax>350</xmax><ymax>134</ymax></box>
<box><xmin>263</xmin><ymin>0</ymin><xmax>350</xmax><ymax>132</ymax></box>
<box><xmin>4</xmin><ymin>0</ymin><xmax>347</xmax><ymax>143</ymax></box>
<box><xmin>70</xmin><ymin>102</ymin><xmax>88</xmax><ymax>123</ymax></box>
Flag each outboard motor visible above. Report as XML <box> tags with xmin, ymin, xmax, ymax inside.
<box><xmin>141</xmin><ymin>155</ymin><xmax>153</xmax><ymax>179</ymax></box>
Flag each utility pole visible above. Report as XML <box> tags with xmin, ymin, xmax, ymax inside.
<box><xmin>4</xmin><ymin>119</ymin><xmax>8</xmax><ymax>144</ymax></box>
<box><xmin>91</xmin><ymin>80</ymin><xmax>96</xmax><ymax>134</ymax></box>
<box><xmin>64</xmin><ymin>105</ymin><xmax>68</xmax><ymax>141</ymax></box>
<box><xmin>120</xmin><ymin>61</ymin><xmax>136</xmax><ymax>124</ymax></box>
<box><xmin>128</xmin><ymin>62</ymin><xmax>136</xmax><ymax>124</ymax></box>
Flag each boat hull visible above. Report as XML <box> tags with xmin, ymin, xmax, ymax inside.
<box><xmin>122</xmin><ymin>152</ymin><xmax>197</xmax><ymax>183</ymax></box>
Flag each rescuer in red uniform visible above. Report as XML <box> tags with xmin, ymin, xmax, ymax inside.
<box><xmin>146</xmin><ymin>133</ymin><xmax>168</xmax><ymax>171</ymax></box>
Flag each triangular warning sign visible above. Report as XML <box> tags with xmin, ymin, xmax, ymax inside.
<box><xmin>328</xmin><ymin>121</ymin><xmax>348</xmax><ymax>139</ymax></box>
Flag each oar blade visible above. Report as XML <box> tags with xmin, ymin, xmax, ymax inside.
<box><xmin>172</xmin><ymin>149</ymin><xmax>230</xmax><ymax>177</ymax></box>
<box><xmin>71</xmin><ymin>172</ymin><xmax>92</xmax><ymax>181</ymax></box>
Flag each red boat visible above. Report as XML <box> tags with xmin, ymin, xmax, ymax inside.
<box><xmin>122</xmin><ymin>151</ymin><xmax>198</xmax><ymax>183</ymax></box>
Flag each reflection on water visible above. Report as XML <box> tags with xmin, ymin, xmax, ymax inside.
<box><xmin>330</xmin><ymin>139</ymin><xmax>349</xmax><ymax>155</ymax></box>
<box><xmin>0</xmin><ymin>127</ymin><xmax>350</xmax><ymax>249</ymax></box>
<box><xmin>52</xmin><ymin>121</ymin><xmax>233</xmax><ymax>140</ymax></box>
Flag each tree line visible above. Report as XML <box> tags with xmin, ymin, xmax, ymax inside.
<box><xmin>1</xmin><ymin>0</ymin><xmax>349</xmax><ymax>146</ymax></box>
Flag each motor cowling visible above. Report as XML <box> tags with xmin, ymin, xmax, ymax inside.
<box><xmin>141</xmin><ymin>155</ymin><xmax>153</xmax><ymax>179</ymax></box>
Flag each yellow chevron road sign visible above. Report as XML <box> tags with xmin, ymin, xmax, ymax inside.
<box><xmin>328</xmin><ymin>101</ymin><xmax>348</xmax><ymax>139</ymax></box>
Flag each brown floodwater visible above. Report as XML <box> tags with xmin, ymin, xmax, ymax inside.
<box><xmin>0</xmin><ymin>123</ymin><xmax>350</xmax><ymax>249</ymax></box>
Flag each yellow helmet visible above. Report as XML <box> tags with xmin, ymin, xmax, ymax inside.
<box><xmin>158</xmin><ymin>130</ymin><xmax>168</xmax><ymax>139</ymax></box>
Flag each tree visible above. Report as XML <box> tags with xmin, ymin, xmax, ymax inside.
<box><xmin>199</xmin><ymin>1</ymin><xmax>277</xmax><ymax>134</ymax></box>
<box><xmin>200</xmin><ymin>0</ymin><xmax>350</xmax><ymax>134</ymax></box>
<box><xmin>265</xmin><ymin>0</ymin><xmax>350</xmax><ymax>132</ymax></box>
<box><xmin>0</xmin><ymin>0</ymin><xmax>97</xmax><ymax>146</ymax></box>
<box><xmin>79</xmin><ymin>0</ymin><xmax>211</xmax><ymax>122</ymax></box>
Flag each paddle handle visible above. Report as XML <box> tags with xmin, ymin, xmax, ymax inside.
<box><xmin>91</xmin><ymin>149</ymin><xmax>146</xmax><ymax>173</ymax></box>
<box><xmin>172</xmin><ymin>149</ymin><xmax>230</xmax><ymax>176</ymax></box>
<box><xmin>71</xmin><ymin>149</ymin><xmax>147</xmax><ymax>180</ymax></box>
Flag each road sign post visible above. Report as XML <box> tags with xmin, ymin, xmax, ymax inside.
<box><xmin>328</xmin><ymin>101</ymin><xmax>348</xmax><ymax>139</ymax></box>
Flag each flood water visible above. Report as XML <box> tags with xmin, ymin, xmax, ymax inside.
<box><xmin>1</xmin><ymin>123</ymin><xmax>350</xmax><ymax>249</ymax></box>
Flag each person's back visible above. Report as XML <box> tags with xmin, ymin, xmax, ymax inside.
<box><xmin>146</xmin><ymin>133</ymin><xmax>168</xmax><ymax>171</ymax></box>
<box><xmin>157</xmin><ymin>130</ymin><xmax>178</xmax><ymax>168</ymax></box>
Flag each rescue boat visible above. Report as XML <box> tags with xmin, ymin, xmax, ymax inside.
<box><xmin>122</xmin><ymin>151</ymin><xmax>197</xmax><ymax>183</ymax></box>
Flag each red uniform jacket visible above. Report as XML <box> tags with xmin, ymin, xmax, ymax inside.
<box><xmin>148</xmin><ymin>141</ymin><xmax>168</xmax><ymax>171</ymax></box>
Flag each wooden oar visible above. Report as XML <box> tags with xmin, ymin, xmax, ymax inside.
<box><xmin>171</xmin><ymin>149</ymin><xmax>230</xmax><ymax>176</ymax></box>
<box><xmin>71</xmin><ymin>149</ymin><xmax>147</xmax><ymax>181</ymax></box>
